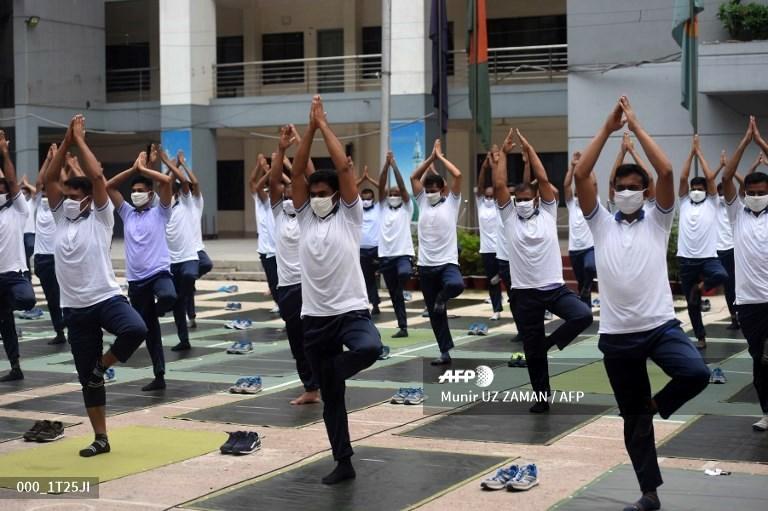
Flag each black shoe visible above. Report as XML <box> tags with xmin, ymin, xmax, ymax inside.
<box><xmin>726</xmin><ymin>319</ymin><xmax>741</xmax><ymax>331</ymax></box>
<box><xmin>433</xmin><ymin>301</ymin><xmax>447</xmax><ymax>315</ymax></box>
<box><xmin>23</xmin><ymin>420</ymin><xmax>49</xmax><ymax>441</ymax></box>
<box><xmin>0</xmin><ymin>368</ymin><xmax>24</xmax><ymax>382</ymax></box>
<box><xmin>171</xmin><ymin>342</ymin><xmax>191</xmax><ymax>352</ymax></box>
<box><xmin>36</xmin><ymin>421</ymin><xmax>64</xmax><ymax>442</ymax></box>
<box><xmin>48</xmin><ymin>333</ymin><xmax>67</xmax><ymax>345</ymax></box>
<box><xmin>623</xmin><ymin>492</ymin><xmax>660</xmax><ymax>511</ymax></box>
<box><xmin>79</xmin><ymin>438</ymin><xmax>110</xmax><ymax>458</ymax></box>
<box><xmin>220</xmin><ymin>432</ymin><xmax>242</xmax><ymax>454</ymax></box>
<box><xmin>371</xmin><ymin>306</ymin><xmax>381</xmax><ymax>316</ymax></box>
<box><xmin>430</xmin><ymin>355</ymin><xmax>451</xmax><ymax>366</ymax></box>
<box><xmin>392</xmin><ymin>328</ymin><xmax>408</xmax><ymax>338</ymax></box>
<box><xmin>701</xmin><ymin>298</ymin><xmax>711</xmax><ymax>312</ymax></box>
<box><xmin>232</xmin><ymin>431</ymin><xmax>261</xmax><ymax>455</ymax></box>
<box><xmin>695</xmin><ymin>338</ymin><xmax>707</xmax><ymax>350</ymax></box>
<box><xmin>141</xmin><ymin>377</ymin><xmax>166</xmax><ymax>391</ymax></box>
<box><xmin>321</xmin><ymin>459</ymin><xmax>356</xmax><ymax>485</ymax></box>
<box><xmin>529</xmin><ymin>401</ymin><xmax>550</xmax><ymax>414</ymax></box>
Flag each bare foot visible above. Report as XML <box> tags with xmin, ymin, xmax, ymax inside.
<box><xmin>290</xmin><ymin>390</ymin><xmax>321</xmax><ymax>405</ymax></box>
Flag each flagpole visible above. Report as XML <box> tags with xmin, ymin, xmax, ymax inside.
<box><xmin>438</xmin><ymin>0</ymin><xmax>444</xmax><ymax>149</ymax></box>
<box><xmin>380</xmin><ymin>0</ymin><xmax>391</xmax><ymax>168</ymax></box>
<box><xmin>470</xmin><ymin>13</ymin><xmax>479</xmax><ymax>229</ymax></box>
<box><xmin>691</xmin><ymin>0</ymin><xmax>699</xmax><ymax>176</ymax></box>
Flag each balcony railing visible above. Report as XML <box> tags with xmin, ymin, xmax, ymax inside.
<box><xmin>450</xmin><ymin>44</ymin><xmax>568</xmax><ymax>85</ymax></box>
<box><xmin>212</xmin><ymin>44</ymin><xmax>567</xmax><ymax>99</ymax></box>
<box><xmin>214</xmin><ymin>54</ymin><xmax>382</xmax><ymax>98</ymax></box>
<box><xmin>106</xmin><ymin>67</ymin><xmax>158</xmax><ymax>102</ymax></box>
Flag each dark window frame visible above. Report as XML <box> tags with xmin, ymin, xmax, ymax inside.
<box><xmin>262</xmin><ymin>32</ymin><xmax>305</xmax><ymax>85</ymax></box>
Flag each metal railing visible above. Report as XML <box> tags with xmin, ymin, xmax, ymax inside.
<box><xmin>106</xmin><ymin>67</ymin><xmax>157</xmax><ymax>102</ymax></box>
<box><xmin>450</xmin><ymin>44</ymin><xmax>568</xmax><ymax>84</ymax></box>
<box><xmin>214</xmin><ymin>53</ymin><xmax>383</xmax><ymax>98</ymax></box>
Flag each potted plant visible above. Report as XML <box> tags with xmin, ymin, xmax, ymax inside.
<box><xmin>458</xmin><ymin>230</ymin><xmax>484</xmax><ymax>289</ymax></box>
<box><xmin>718</xmin><ymin>1</ymin><xmax>768</xmax><ymax>41</ymax></box>
<box><xmin>667</xmin><ymin>218</ymin><xmax>682</xmax><ymax>295</ymax></box>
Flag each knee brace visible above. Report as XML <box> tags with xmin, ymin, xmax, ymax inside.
<box><xmin>82</xmin><ymin>384</ymin><xmax>106</xmax><ymax>408</ymax></box>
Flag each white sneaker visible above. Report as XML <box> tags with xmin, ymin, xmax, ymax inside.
<box><xmin>270</xmin><ymin>305</ymin><xmax>280</xmax><ymax>314</ymax></box>
<box><xmin>489</xmin><ymin>312</ymin><xmax>501</xmax><ymax>321</ymax></box>
<box><xmin>544</xmin><ymin>311</ymin><xmax>553</xmax><ymax>320</ymax></box>
<box><xmin>753</xmin><ymin>416</ymin><xmax>768</xmax><ymax>432</ymax></box>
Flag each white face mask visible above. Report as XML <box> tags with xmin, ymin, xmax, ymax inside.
<box><xmin>0</xmin><ymin>193</ymin><xmax>7</xmax><ymax>207</ymax></box>
<box><xmin>515</xmin><ymin>199</ymin><xmax>536</xmax><ymax>219</ymax></box>
<box><xmin>689</xmin><ymin>190</ymin><xmax>706</xmax><ymax>203</ymax></box>
<box><xmin>41</xmin><ymin>197</ymin><xmax>50</xmax><ymax>210</ymax></box>
<box><xmin>388</xmin><ymin>196</ymin><xmax>403</xmax><ymax>208</ymax></box>
<box><xmin>310</xmin><ymin>193</ymin><xmax>337</xmax><ymax>218</ymax></box>
<box><xmin>282</xmin><ymin>199</ymin><xmax>295</xmax><ymax>215</ymax></box>
<box><xmin>131</xmin><ymin>191</ymin><xmax>151</xmax><ymax>207</ymax></box>
<box><xmin>63</xmin><ymin>197</ymin><xmax>88</xmax><ymax>220</ymax></box>
<box><xmin>745</xmin><ymin>194</ymin><xmax>768</xmax><ymax>213</ymax></box>
<box><xmin>362</xmin><ymin>199</ymin><xmax>374</xmax><ymax>209</ymax></box>
<box><xmin>614</xmin><ymin>189</ymin><xmax>646</xmax><ymax>215</ymax></box>
<box><xmin>426</xmin><ymin>192</ymin><xmax>442</xmax><ymax>206</ymax></box>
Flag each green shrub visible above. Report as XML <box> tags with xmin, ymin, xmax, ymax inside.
<box><xmin>667</xmin><ymin>217</ymin><xmax>680</xmax><ymax>282</ymax></box>
<box><xmin>458</xmin><ymin>230</ymin><xmax>483</xmax><ymax>276</ymax></box>
<box><xmin>718</xmin><ymin>1</ymin><xmax>768</xmax><ymax>41</ymax></box>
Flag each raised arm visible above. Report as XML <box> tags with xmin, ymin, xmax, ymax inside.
<box><xmin>176</xmin><ymin>151</ymin><xmax>201</xmax><ymax>197</ymax></box>
<box><xmin>270</xmin><ymin>125</ymin><xmax>294</xmax><ymax>205</ymax></box>
<box><xmin>69</xmin><ymin>116</ymin><xmax>110</xmax><ymax>208</ymax></box>
<box><xmin>291</xmin><ymin>105</ymin><xmax>318</xmax><ymax>208</ymax></box>
<box><xmin>723</xmin><ymin>117</ymin><xmax>754</xmax><ymax>202</ymax></box>
<box><xmin>746</xmin><ymin>152</ymin><xmax>765</xmax><ymax>175</ymax></box>
<box><xmin>378</xmin><ymin>153</ymin><xmax>390</xmax><ymax>201</ymax></box>
<box><xmin>620</xmin><ymin>96</ymin><xmax>674</xmax><ymax>211</ymax></box>
<box><xmin>0</xmin><ymin>130</ymin><xmax>19</xmax><ymax>197</ymax></box>
<box><xmin>434</xmin><ymin>139</ymin><xmax>462</xmax><ymax>196</ymax></box>
<box><xmin>679</xmin><ymin>140</ymin><xmax>695</xmax><ymax>198</ymax></box>
<box><xmin>608</xmin><ymin>133</ymin><xmax>629</xmax><ymax>202</ymax></box>
<box><xmin>752</xmin><ymin>118</ymin><xmax>768</xmax><ymax>156</ymax></box>
<box><xmin>713</xmin><ymin>150</ymin><xmax>727</xmax><ymax>179</ymax></box>
<box><xmin>311</xmin><ymin>96</ymin><xmax>357</xmax><ymax>204</ymax></box>
<box><xmin>389</xmin><ymin>154</ymin><xmax>410</xmax><ymax>204</ymax></box>
<box><xmin>693</xmin><ymin>137</ymin><xmax>717</xmax><ymax>196</ymax></box>
<box><xmin>160</xmin><ymin>148</ymin><xmax>190</xmax><ymax>194</ymax></box>
<box><xmin>492</xmin><ymin>147</ymin><xmax>511</xmax><ymax>206</ymax></box>
<box><xmin>46</xmin><ymin>127</ymin><xmax>73</xmax><ymax>207</ymax></box>
<box><xmin>410</xmin><ymin>144</ymin><xmax>437</xmax><ymax>196</ymax></box>
<box><xmin>290</xmin><ymin>124</ymin><xmax>314</xmax><ymax>176</ymax></box>
<box><xmin>477</xmin><ymin>153</ymin><xmax>490</xmax><ymax>197</ymax></box>
<box><xmin>517</xmin><ymin>129</ymin><xmax>554</xmax><ymax>203</ymax></box>
<box><xmin>564</xmin><ymin>151</ymin><xmax>579</xmax><ymax>202</ymax></box>
<box><xmin>106</xmin><ymin>157</ymin><xmax>139</xmax><ymax>209</ymax></box>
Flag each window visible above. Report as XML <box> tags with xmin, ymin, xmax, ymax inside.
<box><xmin>487</xmin><ymin>15</ymin><xmax>566</xmax><ymax>48</ymax></box>
<box><xmin>217</xmin><ymin>36</ymin><xmax>244</xmax><ymax>98</ymax></box>
<box><xmin>217</xmin><ymin>160</ymin><xmax>245</xmax><ymax>211</ymax></box>
<box><xmin>477</xmin><ymin>152</ymin><xmax>567</xmax><ymax>205</ymax></box>
<box><xmin>262</xmin><ymin>32</ymin><xmax>304</xmax><ymax>84</ymax></box>
<box><xmin>362</xmin><ymin>26</ymin><xmax>381</xmax><ymax>79</ymax></box>
<box><xmin>106</xmin><ymin>43</ymin><xmax>150</xmax><ymax>93</ymax></box>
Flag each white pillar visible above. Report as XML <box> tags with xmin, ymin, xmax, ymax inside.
<box><xmin>390</xmin><ymin>0</ymin><xmax>428</xmax><ymax>95</ymax></box>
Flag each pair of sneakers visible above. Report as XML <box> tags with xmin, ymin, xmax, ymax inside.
<box><xmin>18</xmin><ymin>308</ymin><xmax>44</xmax><ymax>320</ymax></box>
<box><xmin>709</xmin><ymin>367</ymin><xmax>726</xmax><ymax>384</ymax></box>
<box><xmin>225</xmin><ymin>302</ymin><xmax>242</xmax><ymax>311</ymax></box>
<box><xmin>508</xmin><ymin>352</ymin><xmax>527</xmax><ymax>368</ymax></box>
<box><xmin>220</xmin><ymin>431</ymin><xmax>261</xmax><ymax>455</ymax></box>
<box><xmin>225</xmin><ymin>319</ymin><xmax>253</xmax><ymax>330</ymax></box>
<box><xmin>229</xmin><ymin>376</ymin><xmax>262</xmax><ymax>394</ymax></box>
<box><xmin>23</xmin><ymin>420</ymin><xmax>64</xmax><ymax>442</ymax></box>
<box><xmin>227</xmin><ymin>341</ymin><xmax>253</xmax><ymax>354</ymax></box>
<box><xmin>218</xmin><ymin>285</ymin><xmax>239</xmax><ymax>293</ymax></box>
<box><xmin>468</xmin><ymin>323</ymin><xmax>489</xmax><ymax>336</ymax></box>
<box><xmin>481</xmin><ymin>464</ymin><xmax>539</xmax><ymax>491</ymax></box>
<box><xmin>390</xmin><ymin>387</ymin><xmax>424</xmax><ymax>405</ymax></box>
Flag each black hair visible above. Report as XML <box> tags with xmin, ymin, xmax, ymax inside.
<box><xmin>63</xmin><ymin>176</ymin><xmax>93</xmax><ymax>195</ymax></box>
<box><xmin>361</xmin><ymin>188</ymin><xmax>375</xmax><ymax>198</ymax></box>
<box><xmin>744</xmin><ymin>171</ymin><xmax>768</xmax><ymax>187</ymax></box>
<box><xmin>172</xmin><ymin>180</ymin><xmax>182</xmax><ymax>194</ymax></box>
<box><xmin>614</xmin><ymin>163</ymin><xmax>650</xmax><ymax>189</ymax></box>
<box><xmin>690</xmin><ymin>176</ymin><xmax>707</xmax><ymax>189</ymax></box>
<box><xmin>423</xmin><ymin>174</ymin><xmax>445</xmax><ymax>189</ymax></box>
<box><xmin>717</xmin><ymin>182</ymin><xmax>723</xmax><ymax>194</ymax></box>
<box><xmin>130</xmin><ymin>175</ymin><xmax>154</xmax><ymax>189</ymax></box>
<box><xmin>514</xmin><ymin>182</ymin><xmax>536</xmax><ymax>195</ymax></box>
<box><xmin>307</xmin><ymin>169</ymin><xmax>339</xmax><ymax>192</ymax></box>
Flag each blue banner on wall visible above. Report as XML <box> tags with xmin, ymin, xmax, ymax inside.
<box><xmin>160</xmin><ymin>130</ymin><xmax>193</xmax><ymax>170</ymax></box>
<box><xmin>390</xmin><ymin>120</ymin><xmax>426</xmax><ymax>196</ymax></box>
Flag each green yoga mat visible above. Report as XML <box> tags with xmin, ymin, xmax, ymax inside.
<box><xmin>378</xmin><ymin>327</ymin><xmax>443</xmax><ymax>348</ymax></box>
<box><xmin>0</xmin><ymin>426</ymin><xmax>225</xmax><ymax>486</ymax></box>
<box><xmin>549</xmin><ymin>360</ymin><xmax>671</xmax><ymax>395</ymax></box>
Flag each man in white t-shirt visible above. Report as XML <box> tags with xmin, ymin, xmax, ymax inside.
<box><xmin>21</xmin><ymin>177</ymin><xmax>37</xmax><ymax>278</ymax></box>
<box><xmin>575</xmin><ymin>98</ymin><xmax>709</xmax><ymax>511</ymax></box>
<box><xmin>377</xmin><ymin>152</ymin><xmax>414</xmax><ymax>338</ymax></box>
<box><xmin>291</xmin><ymin>97</ymin><xmax>382</xmax><ymax>485</ymax></box>
<box><xmin>268</xmin><ymin>125</ymin><xmax>319</xmax><ymax>405</ymax></box>
<box><xmin>716</xmin><ymin>181</ymin><xmax>740</xmax><ymax>330</ymax></box>
<box><xmin>476</xmin><ymin>154</ymin><xmax>503</xmax><ymax>320</ymax></box>
<box><xmin>722</xmin><ymin>116</ymin><xmax>768</xmax><ymax>432</ymax></box>
<box><xmin>676</xmin><ymin>136</ymin><xmax>728</xmax><ymax>350</ymax></box>
<box><xmin>0</xmin><ymin>130</ymin><xmax>36</xmax><ymax>382</ymax></box>
<box><xmin>161</xmin><ymin>151</ymin><xmax>200</xmax><ymax>352</ymax></box>
<box><xmin>250</xmin><ymin>157</ymin><xmax>280</xmax><ymax>313</ymax></box>
<box><xmin>492</xmin><ymin>130</ymin><xmax>593</xmax><ymax>414</ymax></box>
<box><xmin>358</xmin><ymin>179</ymin><xmax>381</xmax><ymax>315</ymax></box>
<box><xmin>564</xmin><ymin>152</ymin><xmax>598</xmax><ymax>306</ymax></box>
<box><xmin>45</xmin><ymin>115</ymin><xmax>147</xmax><ymax>457</ymax></box>
<box><xmin>411</xmin><ymin>139</ymin><xmax>465</xmax><ymax>365</ymax></box>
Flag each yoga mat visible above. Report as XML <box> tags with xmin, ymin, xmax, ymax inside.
<box><xmin>687</xmin><ymin>323</ymin><xmax>744</xmax><ymax>340</ymax></box>
<box><xmin>184</xmin><ymin>446</ymin><xmax>509</xmax><ymax>511</ymax></box>
<box><xmin>175</xmin><ymin>386</ymin><xmax>394</xmax><ymax>428</ymax></box>
<box><xmin>727</xmin><ymin>384</ymin><xmax>759</xmax><ymax>404</ymax></box>
<box><xmin>352</xmin><ymin>357</ymin><xmax>507</xmax><ymax>384</ymax></box>
<box><xmin>555</xmin><ymin>464</ymin><xmax>768</xmax><ymax>511</ymax></box>
<box><xmin>549</xmin><ymin>360</ymin><xmax>670</xmax><ymax>395</ymax></box>
<box><xmin>188</xmin><ymin>350</ymin><xmax>299</xmax><ymax>377</ymax></box>
<box><xmin>199</xmin><ymin>329</ymin><xmax>288</xmax><ymax>344</ymax></box>
<box><xmin>52</xmin><ymin>346</ymin><xmax>223</xmax><ymax>370</ymax></box>
<box><xmin>699</xmin><ymin>341</ymin><xmax>747</xmax><ymax>364</ymax></box>
<box><xmin>1</xmin><ymin>379</ymin><xmax>228</xmax><ymax>417</ymax></box>
<box><xmin>0</xmin><ymin>337</ymin><xmax>70</xmax><ymax>360</ymax></box>
<box><xmin>0</xmin><ymin>426</ymin><xmax>225</xmax><ymax>486</ymax></box>
<box><xmin>402</xmin><ymin>401</ymin><xmax>612</xmax><ymax>445</ymax></box>
<box><xmin>658</xmin><ymin>415</ymin><xmax>768</xmax><ymax>463</ymax></box>
<box><xmin>0</xmin><ymin>370</ymin><xmax>77</xmax><ymax>392</ymax></box>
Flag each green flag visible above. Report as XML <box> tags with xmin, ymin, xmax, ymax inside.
<box><xmin>467</xmin><ymin>0</ymin><xmax>491</xmax><ymax>150</ymax></box>
<box><xmin>672</xmin><ymin>0</ymin><xmax>704</xmax><ymax>127</ymax></box>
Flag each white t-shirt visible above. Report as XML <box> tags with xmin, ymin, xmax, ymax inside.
<box><xmin>378</xmin><ymin>200</ymin><xmax>415</xmax><ymax>258</ymax></box>
<box><xmin>23</xmin><ymin>194</ymin><xmax>36</xmax><ymax>234</ymax></box>
<box><xmin>416</xmin><ymin>192</ymin><xmax>461</xmax><ymax>266</ymax></box>
<box><xmin>726</xmin><ymin>198</ymin><xmax>768</xmax><ymax>304</ymax></box>
<box><xmin>0</xmin><ymin>192</ymin><xmax>29</xmax><ymax>273</ymax></box>
<box><xmin>477</xmin><ymin>197</ymin><xmax>499</xmax><ymax>254</ymax></box>
<box><xmin>566</xmin><ymin>197</ymin><xmax>594</xmax><ymax>251</ymax></box>
<box><xmin>361</xmin><ymin>203</ymin><xmax>381</xmax><ymax>249</ymax></box>
<box><xmin>501</xmin><ymin>199</ymin><xmax>564</xmax><ymax>289</ymax></box>
<box><xmin>586</xmin><ymin>203</ymin><xmax>676</xmax><ymax>334</ymax></box>
<box><xmin>272</xmin><ymin>201</ymin><xmax>302</xmax><ymax>288</ymax></box>
<box><xmin>165</xmin><ymin>192</ymin><xmax>200</xmax><ymax>264</ymax></box>
<box><xmin>52</xmin><ymin>199</ymin><xmax>122</xmax><ymax>309</ymax></box>
<box><xmin>495</xmin><ymin>207</ymin><xmax>509</xmax><ymax>261</ymax></box>
<box><xmin>34</xmin><ymin>196</ymin><xmax>57</xmax><ymax>255</ymax></box>
<box><xmin>254</xmin><ymin>193</ymin><xmax>276</xmax><ymax>255</ymax></box>
<box><xmin>716</xmin><ymin>197</ymin><xmax>734</xmax><ymax>251</ymax></box>
<box><xmin>191</xmin><ymin>194</ymin><xmax>205</xmax><ymax>251</ymax></box>
<box><xmin>677</xmin><ymin>194</ymin><xmax>719</xmax><ymax>259</ymax></box>
<box><xmin>297</xmin><ymin>198</ymin><xmax>369</xmax><ymax>316</ymax></box>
